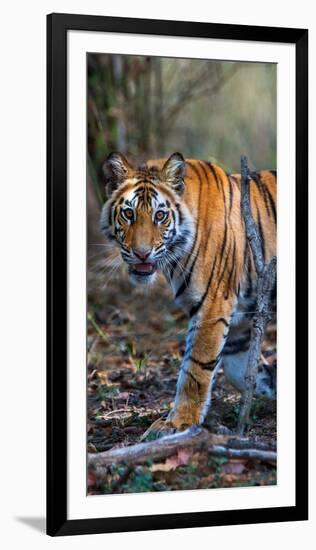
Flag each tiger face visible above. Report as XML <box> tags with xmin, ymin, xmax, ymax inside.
<box><xmin>100</xmin><ymin>152</ymin><xmax>194</xmax><ymax>285</ymax></box>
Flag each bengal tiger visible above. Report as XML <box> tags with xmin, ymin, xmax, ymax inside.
<box><xmin>100</xmin><ymin>152</ymin><xmax>276</xmax><ymax>438</ymax></box>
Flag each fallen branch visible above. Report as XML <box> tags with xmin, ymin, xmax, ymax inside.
<box><xmin>88</xmin><ymin>426</ymin><xmax>276</xmax><ymax>468</ymax></box>
<box><xmin>205</xmin><ymin>445</ymin><xmax>276</xmax><ymax>463</ymax></box>
<box><xmin>237</xmin><ymin>155</ymin><xmax>277</xmax><ymax>435</ymax></box>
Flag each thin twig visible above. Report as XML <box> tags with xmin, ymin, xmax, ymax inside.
<box><xmin>237</xmin><ymin>155</ymin><xmax>277</xmax><ymax>435</ymax></box>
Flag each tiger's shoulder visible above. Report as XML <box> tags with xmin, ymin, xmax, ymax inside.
<box><xmin>147</xmin><ymin>157</ymin><xmax>276</xmax><ymax>226</ymax></box>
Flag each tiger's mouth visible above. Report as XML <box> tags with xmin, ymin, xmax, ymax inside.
<box><xmin>130</xmin><ymin>262</ymin><xmax>157</xmax><ymax>277</ymax></box>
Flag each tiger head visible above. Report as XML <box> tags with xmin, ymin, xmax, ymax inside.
<box><xmin>100</xmin><ymin>152</ymin><xmax>194</xmax><ymax>284</ymax></box>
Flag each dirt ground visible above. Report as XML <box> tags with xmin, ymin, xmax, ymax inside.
<box><xmin>87</xmin><ymin>245</ymin><xmax>277</xmax><ymax>495</ymax></box>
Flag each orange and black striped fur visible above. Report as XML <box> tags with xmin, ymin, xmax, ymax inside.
<box><xmin>101</xmin><ymin>152</ymin><xmax>276</xmax><ymax>437</ymax></box>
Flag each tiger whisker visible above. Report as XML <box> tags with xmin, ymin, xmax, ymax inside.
<box><xmin>165</xmin><ymin>250</ymin><xmax>190</xmax><ymax>274</ymax></box>
<box><xmin>91</xmin><ymin>249</ymin><xmax>120</xmax><ymax>260</ymax></box>
<box><xmin>89</xmin><ymin>254</ymin><xmax>121</xmax><ymax>275</ymax></box>
<box><xmin>89</xmin><ymin>253</ymin><xmax>120</xmax><ymax>268</ymax></box>
<box><xmin>88</xmin><ymin>243</ymin><xmax>117</xmax><ymax>247</ymax></box>
<box><xmin>164</xmin><ymin>250</ymin><xmax>191</xmax><ymax>283</ymax></box>
<box><xmin>91</xmin><ymin>255</ymin><xmax>122</xmax><ymax>286</ymax></box>
<box><xmin>101</xmin><ymin>261</ymin><xmax>122</xmax><ymax>291</ymax></box>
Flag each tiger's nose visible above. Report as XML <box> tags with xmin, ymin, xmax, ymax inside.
<box><xmin>133</xmin><ymin>247</ymin><xmax>152</xmax><ymax>261</ymax></box>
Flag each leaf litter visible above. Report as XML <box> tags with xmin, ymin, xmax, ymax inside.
<box><xmin>87</xmin><ymin>251</ymin><xmax>276</xmax><ymax>494</ymax></box>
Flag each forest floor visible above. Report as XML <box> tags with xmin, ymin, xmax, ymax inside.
<box><xmin>87</xmin><ymin>246</ymin><xmax>277</xmax><ymax>495</ymax></box>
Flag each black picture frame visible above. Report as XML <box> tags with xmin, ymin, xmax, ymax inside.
<box><xmin>47</xmin><ymin>12</ymin><xmax>308</xmax><ymax>537</ymax></box>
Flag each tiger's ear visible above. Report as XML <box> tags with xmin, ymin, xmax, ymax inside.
<box><xmin>162</xmin><ymin>153</ymin><xmax>186</xmax><ymax>195</ymax></box>
<box><xmin>102</xmin><ymin>152</ymin><xmax>133</xmax><ymax>197</ymax></box>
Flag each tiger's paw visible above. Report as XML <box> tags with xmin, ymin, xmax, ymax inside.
<box><xmin>140</xmin><ymin>416</ymin><xmax>193</xmax><ymax>441</ymax></box>
<box><xmin>140</xmin><ymin>418</ymin><xmax>177</xmax><ymax>441</ymax></box>
<box><xmin>141</xmin><ymin>401</ymin><xmax>203</xmax><ymax>441</ymax></box>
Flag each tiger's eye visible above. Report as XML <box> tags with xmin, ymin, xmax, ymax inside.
<box><xmin>155</xmin><ymin>210</ymin><xmax>166</xmax><ymax>222</ymax></box>
<box><xmin>124</xmin><ymin>208</ymin><xmax>134</xmax><ymax>220</ymax></box>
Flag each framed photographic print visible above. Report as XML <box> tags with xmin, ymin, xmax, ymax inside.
<box><xmin>47</xmin><ymin>13</ymin><xmax>308</xmax><ymax>536</ymax></box>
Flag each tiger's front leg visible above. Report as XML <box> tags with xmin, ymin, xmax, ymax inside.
<box><xmin>142</xmin><ymin>299</ymin><xmax>234</xmax><ymax>438</ymax></box>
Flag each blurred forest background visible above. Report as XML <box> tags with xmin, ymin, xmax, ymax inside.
<box><xmin>87</xmin><ymin>54</ymin><xmax>277</xmax><ymax>495</ymax></box>
<box><xmin>88</xmin><ymin>54</ymin><xmax>276</xmax><ymax>226</ymax></box>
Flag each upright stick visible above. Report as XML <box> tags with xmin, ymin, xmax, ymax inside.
<box><xmin>237</xmin><ymin>156</ymin><xmax>277</xmax><ymax>435</ymax></box>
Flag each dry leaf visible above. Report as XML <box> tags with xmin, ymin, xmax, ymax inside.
<box><xmin>87</xmin><ymin>443</ymin><xmax>97</xmax><ymax>453</ymax></box>
<box><xmin>97</xmin><ymin>370</ymin><xmax>108</xmax><ymax>385</ymax></box>
<box><xmin>151</xmin><ymin>447</ymin><xmax>192</xmax><ymax>472</ymax></box>
<box><xmin>87</xmin><ymin>470</ymin><xmax>97</xmax><ymax>487</ymax></box>
<box><xmin>222</xmin><ymin>460</ymin><xmax>247</xmax><ymax>475</ymax></box>
<box><xmin>166</xmin><ymin>448</ymin><xmax>192</xmax><ymax>469</ymax></box>
<box><xmin>221</xmin><ymin>473</ymin><xmax>239</xmax><ymax>483</ymax></box>
<box><xmin>151</xmin><ymin>462</ymin><xmax>175</xmax><ymax>473</ymax></box>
